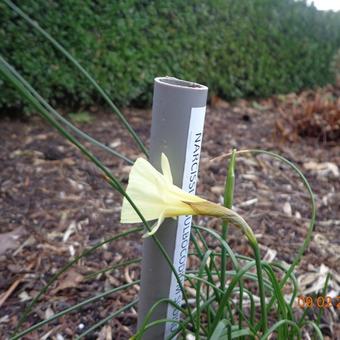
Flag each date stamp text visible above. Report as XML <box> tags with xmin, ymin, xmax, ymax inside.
<box><xmin>298</xmin><ymin>295</ymin><xmax>340</xmax><ymax>309</ymax></box>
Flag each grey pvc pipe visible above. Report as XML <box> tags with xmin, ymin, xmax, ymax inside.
<box><xmin>138</xmin><ymin>77</ymin><xmax>208</xmax><ymax>339</ymax></box>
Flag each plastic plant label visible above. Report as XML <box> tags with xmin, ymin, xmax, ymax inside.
<box><xmin>165</xmin><ymin>106</ymin><xmax>206</xmax><ymax>337</ymax></box>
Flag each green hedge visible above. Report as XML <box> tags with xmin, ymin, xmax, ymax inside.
<box><xmin>1</xmin><ymin>0</ymin><xmax>340</xmax><ymax>111</ymax></box>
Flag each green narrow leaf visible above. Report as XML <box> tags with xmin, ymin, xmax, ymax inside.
<box><xmin>11</xmin><ymin>282</ymin><xmax>140</xmax><ymax>340</ymax></box>
<box><xmin>0</xmin><ymin>58</ymin><xmax>196</xmax><ymax>336</ymax></box>
<box><xmin>210</xmin><ymin>319</ymin><xmax>228</xmax><ymax>340</ymax></box>
<box><xmin>0</xmin><ymin>55</ymin><xmax>132</xmax><ymax>164</ymax></box>
<box><xmin>76</xmin><ymin>299</ymin><xmax>139</xmax><ymax>339</ymax></box>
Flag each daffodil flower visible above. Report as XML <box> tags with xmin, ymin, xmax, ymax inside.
<box><xmin>120</xmin><ymin>153</ymin><xmax>256</xmax><ymax>244</ymax></box>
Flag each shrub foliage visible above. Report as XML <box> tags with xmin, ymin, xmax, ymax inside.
<box><xmin>1</xmin><ymin>0</ymin><xmax>340</xmax><ymax>110</ymax></box>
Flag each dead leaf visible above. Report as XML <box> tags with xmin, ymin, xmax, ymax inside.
<box><xmin>297</xmin><ymin>264</ymin><xmax>340</xmax><ymax>296</ymax></box>
<box><xmin>109</xmin><ymin>139</ymin><xmax>121</xmax><ymax>148</ymax></box>
<box><xmin>211</xmin><ymin>186</ymin><xmax>224</xmax><ymax>195</ymax></box>
<box><xmin>238</xmin><ymin>198</ymin><xmax>258</xmax><ymax>208</ymax></box>
<box><xmin>303</xmin><ymin>161</ymin><xmax>339</xmax><ymax>177</ymax></box>
<box><xmin>51</xmin><ymin>269</ymin><xmax>84</xmax><ymax>294</ymax></box>
<box><xmin>0</xmin><ymin>227</ymin><xmax>26</xmax><ymax>255</ymax></box>
<box><xmin>263</xmin><ymin>248</ymin><xmax>277</xmax><ymax>262</ymax></box>
<box><xmin>0</xmin><ymin>261</ymin><xmax>34</xmax><ymax>307</ymax></box>
<box><xmin>0</xmin><ymin>315</ymin><xmax>9</xmax><ymax>323</ymax></box>
<box><xmin>45</xmin><ymin>306</ymin><xmax>54</xmax><ymax>319</ymax></box>
<box><xmin>96</xmin><ymin>325</ymin><xmax>112</xmax><ymax>340</ymax></box>
<box><xmin>62</xmin><ymin>221</ymin><xmax>77</xmax><ymax>242</ymax></box>
<box><xmin>18</xmin><ymin>291</ymin><xmax>31</xmax><ymax>302</ymax></box>
<box><xmin>283</xmin><ymin>201</ymin><xmax>292</xmax><ymax>216</ymax></box>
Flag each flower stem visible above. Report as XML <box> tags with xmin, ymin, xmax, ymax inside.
<box><xmin>221</xmin><ymin>149</ymin><xmax>236</xmax><ymax>290</ymax></box>
<box><xmin>252</xmin><ymin>242</ymin><xmax>268</xmax><ymax>335</ymax></box>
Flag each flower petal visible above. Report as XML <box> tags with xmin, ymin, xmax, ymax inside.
<box><xmin>161</xmin><ymin>153</ymin><xmax>173</xmax><ymax>184</ymax></box>
<box><xmin>120</xmin><ymin>154</ymin><xmax>206</xmax><ymax>228</ymax></box>
<box><xmin>142</xmin><ymin>211</ymin><xmax>166</xmax><ymax>238</ymax></box>
<box><xmin>120</xmin><ymin>157</ymin><xmax>166</xmax><ymax>223</ymax></box>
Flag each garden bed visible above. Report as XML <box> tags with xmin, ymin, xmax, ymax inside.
<box><xmin>0</xmin><ymin>88</ymin><xmax>339</xmax><ymax>339</ymax></box>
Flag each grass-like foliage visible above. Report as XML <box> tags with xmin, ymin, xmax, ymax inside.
<box><xmin>1</xmin><ymin>52</ymin><xmax>323</xmax><ymax>340</ymax></box>
<box><xmin>133</xmin><ymin>149</ymin><xmax>319</xmax><ymax>339</ymax></box>
<box><xmin>0</xmin><ymin>5</ymin><xmax>325</xmax><ymax>338</ymax></box>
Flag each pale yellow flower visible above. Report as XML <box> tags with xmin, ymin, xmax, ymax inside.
<box><xmin>120</xmin><ymin>153</ymin><xmax>256</xmax><ymax>243</ymax></box>
<box><xmin>120</xmin><ymin>153</ymin><xmax>205</xmax><ymax>236</ymax></box>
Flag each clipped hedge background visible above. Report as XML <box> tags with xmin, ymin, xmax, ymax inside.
<box><xmin>1</xmin><ymin>0</ymin><xmax>340</xmax><ymax>111</ymax></box>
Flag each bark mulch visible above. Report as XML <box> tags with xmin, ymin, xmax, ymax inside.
<box><xmin>0</xmin><ymin>87</ymin><xmax>339</xmax><ymax>339</ymax></box>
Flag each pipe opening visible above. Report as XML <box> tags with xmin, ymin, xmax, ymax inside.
<box><xmin>155</xmin><ymin>77</ymin><xmax>207</xmax><ymax>90</ymax></box>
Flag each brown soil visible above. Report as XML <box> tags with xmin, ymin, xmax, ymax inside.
<box><xmin>0</xmin><ymin>89</ymin><xmax>339</xmax><ymax>339</ymax></box>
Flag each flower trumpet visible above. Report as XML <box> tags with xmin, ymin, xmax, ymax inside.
<box><xmin>120</xmin><ymin>153</ymin><xmax>256</xmax><ymax>244</ymax></box>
